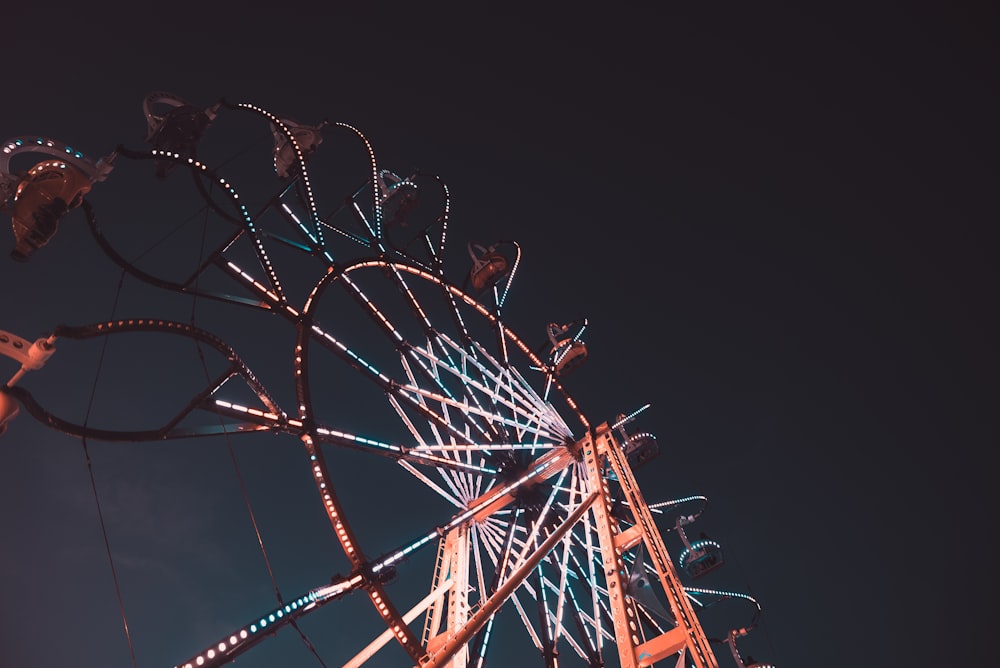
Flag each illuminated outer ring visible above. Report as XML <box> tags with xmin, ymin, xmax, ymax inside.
<box><xmin>293</xmin><ymin>258</ymin><xmax>590</xmax><ymax>663</ymax></box>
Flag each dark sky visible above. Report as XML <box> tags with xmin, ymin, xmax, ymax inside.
<box><xmin>1</xmin><ymin>2</ymin><xmax>997</xmax><ymax>667</ymax></box>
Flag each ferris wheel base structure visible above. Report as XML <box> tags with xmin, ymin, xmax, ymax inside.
<box><xmin>412</xmin><ymin>423</ymin><xmax>718</xmax><ymax>668</ymax></box>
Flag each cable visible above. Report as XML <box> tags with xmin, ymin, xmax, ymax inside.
<box><xmin>80</xmin><ymin>267</ymin><xmax>138</xmax><ymax>668</ymax></box>
<box><xmin>188</xmin><ymin>190</ymin><xmax>329</xmax><ymax>667</ymax></box>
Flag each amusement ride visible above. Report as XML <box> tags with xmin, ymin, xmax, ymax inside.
<box><xmin>0</xmin><ymin>92</ymin><xmax>776</xmax><ymax>668</ymax></box>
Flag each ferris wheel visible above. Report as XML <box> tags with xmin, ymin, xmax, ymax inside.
<box><xmin>0</xmin><ymin>93</ymin><xmax>775</xmax><ymax>668</ymax></box>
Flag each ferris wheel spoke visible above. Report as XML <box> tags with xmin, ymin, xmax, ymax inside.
<box><xmin>471</xmin><ymin>468</ymin><xmax>608</xmax><ymax>663</ymax></box>
<box><xmin>387</xmin><ymin>389</ymin><xmax>436</xmax><ymax>450</ymax></box>
<box><xmin>386</xmin><ymin>375</ymin><xmax>481</xmax><ymax>489</ymax></box>
<box><xmin>515</xmin><ymin>521</ymin><xmax>608</xmax><ymax>659</ymax></box>
<box><xmin>469</xmin><ymin>525</ymin><xmax>490</xmax><ymax>614</ymax></box>
<box><xmin>304</xmin><ymin>261</ymin><xmax>585</xmax><ymax>437</ymax></box>
<box><xmin>467</xmin><ymin>529</ymin><xmax>501</xmax><ymax>668</ymax></box>
<box><xmin>408</xmin><ymin>442</ymin><xmax>562</xmax><ymax>455</ymax></box>
<box><xmin>537</xmin><ymin>577</ymin><xmax>592</xmax><ymax>661</ymax></box>
<box><xmin>201</xmin><ymin>397</ymin><xmax>500</xmax><ymax>475</ymax></box>
<box><xmin>375</xmin><ymin>453</ymin><xmax>574</xmax><ymax>585</ymax></box>
<box><xmin>396</xmin><ymin>460</ymin><xmax>464</xmax><ymax>508</ymax></box>
<box><xmin>305</xmin><ymin>322</ymin><xmax>459</xmax><ymax>439</ymax></box>
<box><xmin>556</xmin><ymin>576</ymin><xmax>604</xmax><ymax>660</ymax></box>
<box><xmin>172</xmin><ymin>574</ymin><xmax>364</xmax><ymax>668</ymax></box>
<box><xmin>401</xmin><ymin>418</ymin><xmax>481</xmax><ymax>506</ymax></box>
<box><xmin>424</xmin><ymin>332</ymin><xmax>553</xmax><ymax>416</ymax></box>
<box><xmin>470</xmin><ymin>505</ymin><xmax>574</xmax><ymax>665</ymax></box>
<box><xmin>420</xmin><ymin>491</ymin><xmax>598</xmax><ymax>668</ymax></box>
<box><xmin>315</xmin><ymin>425</ymin><xmax>497</xmax><ymax>474</ymax></box>
<box><xmin>392</xmin><ymin>379</ymin><xmax>565</xmax><ymax>446</ymax></box>
<box><xmin>395</xmin><ymin>348</ymin><xmax>503</xmax><ymax>448</ymax></box>
<box><xmin>390</xmin><ymin>386</ymin><xmax>487</xmax><ymax>506</ymax></box>
<box><xmin>554</xmin><ymin>527</ymin><xmax>619</xmax><ymax>644</ymax></box>
<box><xmin>301</xmin><ymin>319</ymin><xmax>508</xmax><ymax>480</ymax></box>
<box><xmin>548</xmin><ymin>473</ymin><xmax>583</xmax><ymax>645</ymax></box>
<box><xmin>306</xmin><ymin>310</ymin><xmax>499</xmax><ymax>460</ymax></box>
<box><xmin>483</xmin><ymin>547</ymin><xmax>598</xmax><ymax>663</ymax></box>
<box><xmin>500</xmin><ymin>475</ymin><xmax>569</xmax><ymax>582</ymax></box>
<box><xmin>443</xmin><ymin>453</ymin><xmax>477</xmax><ymax>503</ymax></box>
<box><xmin>417</xmin><ymin>332</ymin><xmax>572</xmax><ymax>442</ymax></box>
<box><xmin>465</xmin><ymin>336</ymin><xmax>559</xmax><ymax>421</ymax></box>
<box><xmin>399</xmin><ymin>461</ymin><xmax>465</xmax><ymax>508</ymax></box>
<box><xmin>413</xmin><ymin>261</ymin><xmax>589</xmax><ymax>433</ymax></box>
<box><xmin>386</xmin><ymin>357</ymin><xmax>562</xmax><ymax>491</ymax></box>
<box><xmin>563</xmin><ymin>521</ymin><xmax>616</xmax><ymax>650</ymax></box>
<box><xmin>407</xmin><ymin>335</ymin><xmax>515</xmax><ymax>431</ymax></box>
<box><xmin>531</xmin><ymin>557</ymin><xmax>557</xmax><ymax>661</ymax></box>
<box><xmin>471</xmin><ymin>516</ymin><xmax>509</xmax><ymax>570</ymax></box>
<box><xmin>445</xmin><ymin>462</ymin><xmax>476</xmax><ymax>507</ymax></box>
<box><xmin>573</xmin><ymin>608</ymin><xmax>617</xmax><ymax>645</ymax></box>
<box><xmin>340</xmin><ymin>270</ymin><xmax>509</xmax><ymax>450</ymax></box>
<box><xmin>509</xmin><ymin>589</ymin><xmax>546</xmax><ymax>652</ymax></box>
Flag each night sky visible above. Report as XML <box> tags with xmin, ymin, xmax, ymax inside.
<box><xmin>1</xmin><ymin>3</ymin><xmax>997</xmax><ymax>667</ymax></box>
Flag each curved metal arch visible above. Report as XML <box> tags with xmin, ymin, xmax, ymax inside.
<box><xmin>399</xmin><ymin>170</ymin><xmax>453</xmax><ymax>271</ymax></box>
<box><xmin>81</xmin><ymin>199</ymin><xmax>274</xmax><ymax>311</ymax></box>
<box><xmin>82</xmin><ymin>149</ymin><xmax>310</xmax><ymax>311</ymax></box>
<box><xmin>1</xmin><ymin>318</ymin><xmax>288</xmax><ymax>442</ymax></box>
<box><xmin>222</xmin><ymin>100</ymin><xmax>332</xmax><ymax>257</ymax></box>
<box><xmin>321</xmin><ymin>120</ymin><xmax>394</xmax><ymax>246</ymax></box>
